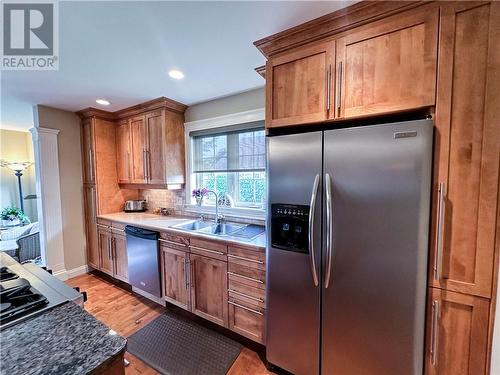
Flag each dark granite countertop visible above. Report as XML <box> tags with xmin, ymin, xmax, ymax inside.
<box><xmin>1</xmin><ymin>302</ymin><xmax>126</xmax><ymax>375</ymax></box>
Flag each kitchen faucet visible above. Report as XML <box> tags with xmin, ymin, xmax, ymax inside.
<box><xmin>205</xmin><ymin>190</ymin><xmax>224</xmax><ymax>224</ymax></box>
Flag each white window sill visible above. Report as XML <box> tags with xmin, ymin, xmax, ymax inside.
<box><xmin>184</xmin><ymin>204</ymin><xmax>266</xmax><ymax>223</ymax></box>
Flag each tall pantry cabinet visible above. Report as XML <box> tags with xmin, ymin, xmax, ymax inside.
<box><xmin>255</xmin><ymin>1</ymin><xmax>500</xmax><ymax>374</ymax></box>
<box><xmin>79</xmin><ymin>112</ymin><xmax>138</xmax><ymax>271</ymax></box>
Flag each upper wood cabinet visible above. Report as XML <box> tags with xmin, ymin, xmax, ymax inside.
<box><xmin>130</xmin><ymin>115</ymin><xmax>147</xmax><ymax>184</ymax></box>
<box><xmin>119</xmin><ymin>108</ymin><xmax>185</xmax><ymax>188</ymax></box>
<box><xmin>425</xmin><ymin>287</ymin><xmax>490</xmax><ymax>375</ymax></box>
<box><xmin>429</xmin><ymin>1</ymin><xmax>500</xmax><ymax>298</ymax></box>
<box><xmin>81</xmin><ymin>119</ymin><xmax>95</xmax><ymax>183</ymax></box>
<box><xmin>266</xmin><ymin>41</ymin><xmax>335</xmax><ymax>128</ymax></box>
<box><xmin>115</xmin><ymin>119</ymin><xmax>131</xmax><ymax>184</ymax></box>
<box><xmin>336</xmin><ymin>6</ymin><xmax>438</xmax><ymax>119</ymax></box>
<box><xmin>145</xmin><ymin>110</ymin><xmax>165</xmax><ymax>185</ymax></box>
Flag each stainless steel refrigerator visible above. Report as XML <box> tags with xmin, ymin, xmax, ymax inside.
<box><xmin>266</xmin><ymin>119</ymin><xmax>433</xmax><ymax>375</ymax></box>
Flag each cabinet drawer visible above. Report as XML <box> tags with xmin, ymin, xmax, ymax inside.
<box><xmin>228</xmin><ymin>245</ymin><xmax>265</xmax><ymax>270</ymax></box>
<box><xmin>228</xmin><ymin>263</ymin><xmax>265</xmax><ymax>290</ymax></box>
<box><xmin>190</xmin><ymin>238</ymin><xmax>227</xmax><ymax>253</ymax></box>
<box><xmin>159</xmin><ymin>234</ymin><xmax>189</xmax><ymax>252</ymax></box>
<box><xmin>190</xmin><ymin>245</ymin><xmax>226</xmax><ymax>262</ymax></box>
<box><xmin>228</xmin><ymin>279</ymin><xmax>265</xmax><ymax>308</ymax></box>
<box><xmin>228</xmin><ymin>296</ymin><xmax>265</xmax><ymax>344</ymax></box>
<box><xmin>160</xmin><ymin>232</ymin><xmax>189</xmax><ymax>246</ymax></box>
<box><xmin>111</xmin><ymin>221</ymin><xmax>126</xmax><ymax>235</ymax></box>
<box><xmin>96</xmin><ymin>218</ymin><xmax>111</xmax><ymax>228</ymax></box>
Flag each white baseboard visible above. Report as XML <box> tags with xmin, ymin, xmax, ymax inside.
<box><xmin>54</xmin><ymin>264</ymin><xmax>89</xmax><ymax>281</ymax></box>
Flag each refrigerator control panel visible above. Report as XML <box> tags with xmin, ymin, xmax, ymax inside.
<box><xmin>271</xmin><ymin>204</ymin><xmax>309</xmax><ymax>254</ymax></box>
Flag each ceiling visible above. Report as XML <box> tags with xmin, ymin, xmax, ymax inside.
<box><xmin>1</xmin><ymin>1</ymin><xmax>355</xmax><ymax>131</ymax></box>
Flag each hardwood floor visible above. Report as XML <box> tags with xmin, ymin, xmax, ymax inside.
<box><xmin>66</xmin><ymin>273</ymin><xmax>273</xmax><ymax>375</ymax></box>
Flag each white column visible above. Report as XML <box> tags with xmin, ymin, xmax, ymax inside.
<box><xmin>29</xmin><ymin>127</ymin><xmax>67</xmax><ymax>279</ymax></box>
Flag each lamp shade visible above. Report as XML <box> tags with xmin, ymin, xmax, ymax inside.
<box><xmin>4</xmin><ymin>161</ymin><xmax>32</xmax><ymax>171</ymax></box>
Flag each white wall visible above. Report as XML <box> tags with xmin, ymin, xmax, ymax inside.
<box><xmin>185</xmin><ymin>87</ymin><xmax>264</xmax><ymax>122</ymax></box>
<box><xmin>34</xmin><ymin>105</ymin><xmax>86</xmax><ymax>273</ymax></box>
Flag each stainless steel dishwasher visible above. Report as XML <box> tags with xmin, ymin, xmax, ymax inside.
<box><xmin>125</xmin><ymin>226</ymin><xmax>161</xmax><ymax>298</ymax></box>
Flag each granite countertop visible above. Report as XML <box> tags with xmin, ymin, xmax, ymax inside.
<box><xmin>1</xmin><ymin>302</ymin><xmax>126</xmax><ymax>375</ymax></box>
<box><xmin>98</xmin><ymin>212</ymin><xmax>267</xmax><ymax>249</ymax></box>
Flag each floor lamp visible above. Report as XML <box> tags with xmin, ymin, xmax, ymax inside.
<box><xmin>1</xmin><ymin>161</ymin><xmax>33</xmax><ymax>213</ymax></box>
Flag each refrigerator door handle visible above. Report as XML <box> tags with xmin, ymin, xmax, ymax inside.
<box><xmin>308</xmin><ymin>174</ymin><xmax>320</xmax><ymax>287</ymax></box>
<box><xmin>324</xmin><ymin>173</ymin><xmax>334</xmax><ymax>288</ymax></box>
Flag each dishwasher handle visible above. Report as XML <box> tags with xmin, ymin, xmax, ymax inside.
<box><xmin>124</xmin><ymin>225</ymin><xmax>159</xmax><ymax>240</ymax></box>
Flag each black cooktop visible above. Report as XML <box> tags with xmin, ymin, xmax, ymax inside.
<box><xmin>0</xmin><ymin>268</ymin><xmax>49</xmax><ymax>327</ymax></box>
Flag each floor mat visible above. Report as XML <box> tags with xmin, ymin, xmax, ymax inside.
<box><xmin>127</xmin><ymin>310</ymin><xmax>243</xmax><ymax>375</ymax></box>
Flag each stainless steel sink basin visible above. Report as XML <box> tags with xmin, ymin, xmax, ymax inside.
<box><xmin>172</xmin><ymin>220</ymin><xmax>212</xmax><ymax>231</ymax></box>
<box><xmin>198</xmin><ymin>223</ymin><xmax>244</xmax><ymax>236</ymax></box>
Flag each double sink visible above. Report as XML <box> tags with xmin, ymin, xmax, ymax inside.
<box><xmin>172</xmin><ymin>220</ymin><xmax>264</xmax><ymax>240</ymax></box>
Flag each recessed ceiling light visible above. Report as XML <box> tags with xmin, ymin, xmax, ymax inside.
<box><xmin>168</xmin><ymin>69</ymin><xmax>184</xmax><ymax>79</ymax></box>
<box><xmin>96</xmin><ymin>99</ymin><xmax>111</xmax><ymax>106</ymax></box>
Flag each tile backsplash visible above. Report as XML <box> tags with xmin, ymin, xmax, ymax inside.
<box><xmin>139</xmin><ymin>188</ymin><xmax>185</xmax><ymax>214</ymax></box>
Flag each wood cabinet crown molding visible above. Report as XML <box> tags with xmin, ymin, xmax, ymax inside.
<box><xmin>255</xmin><ymin>65</ymin><xmax>266</xmax><ymax>79</ymax></box>
<box><xmin>253</xmin><ymin>1</ymin><xmax>424</xmax><ymax>58</ymax></box>
<box><xmin>76</xmin><ymin>96</ymin><xmax>188</xmax><ymax>120</ymax></box>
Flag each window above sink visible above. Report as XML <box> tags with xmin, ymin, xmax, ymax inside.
<box><xmin>184</xmin><ymin>109</ymin><xmax>266</xmax><ymax>221</ymax></box>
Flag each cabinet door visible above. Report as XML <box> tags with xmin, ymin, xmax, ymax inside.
<box><xmin>189</xmin><ymin>254</ymin><xmax>228</xmax><ymax>327</ymax></box>
<box><xmin>228</xmin><ymin>296</ymin><xmax>265</xmax><ymax>344</ymax></box>
<box><xmin>130</xmin><ymin>115</ymin><xmax>147</xmax><ymax>183</ymax></box>
<box><xmin>145</xmin><ymin>110</ymin><xmax>165</xmax><ymax>185</ymax></box>
<box><xmin>266</xmin><ymin>41</ymin><xmax>335</xmax><ymax>128</ymax></box>
<box><xmin>425</xmin><ymin>288</ymin><xmax>489</xmax><ymax>375</ymax></box>
<box><xmin>83</xmin><ymin>184</ymin><xmax>99</xmax><ymax>269</ymax></box>
<box><xmin>336</xmin><ymin>6</ymin><xmax>438</xmax><ymax>119</ymax></box>
<box><xmin>429</xmin><ymin>2</ymin><xmax>500</xmax><ymax>298</ymax></box>
<box><xmin>98</xmin><ymin>228</ymin><xmax>114</xmax><ymax>276</ymax></box>
<box><xmin>115</xmin><ymin>119</ymin><xmax>131</xmax><ymax>184</ymax></box>
<box><xmin>113</xmin><ymin>233</ymin><xmax>128</xmax><ymax>282</ymax></box>
<box><xmin>161</xmin><ymin>246</ymin><xmax>190</xmax><ymax>310</ymax></box>
<box><xmin>81</xmin><ymin>119</ymin><xmax>95</xmax><ymax>183</ymax></box>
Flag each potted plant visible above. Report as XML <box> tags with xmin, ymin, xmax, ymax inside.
<box><xmin>192</xmin><ymin>188</ymin><xmax>208</xmax><ymax>206</ymax></box>
<box><xmin>1</xmin><ymin>206</ymin><xmax>30</xmax><ymax>227</ymax></box>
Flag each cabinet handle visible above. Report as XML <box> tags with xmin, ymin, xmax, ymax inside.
<box><xmin>434</xmin><ymin>182</ymin><xmax>446</xmax><ymax>281</ymax></box>
<box><xmin>228</xmin><ymin>301</ymin><xmax>263</xmax><ymax>316</ymax></box>
<box><xmin>183</xmin><ymin>259</ymin><xmax>189</xmax><ymax>289</ymax></box>
<box><xmin>326</xmin><ymin>64</ymin><xmax>332</xmax><ymax>111</ymax></box>
<box><xmin>143</xmin><ymin>149</ymin><xmax>148</xmax><ymax>181</ymax></box>
<box><xmin>107</xmin><ymin>237</ymin><xmax>112</xmax><ymax>260</ymax></box>
<box><xmin>227</xmin><ymin>271</ymin><xmax>264</xmax><ymax>284</ymax></box>
<box><xmin>147</xmin><ymin>150</ymin><xmax>152</xmax><ymax>182</ymax></box>
<box><xmin>228</xmin><ymin>289</ymin><xmax>264</xmax><ymax>303</ymax></box>
<box><xmin>430</xmin><ymin>300</ymin><xmax>440</xmax><ymax>366</ymax></box>
<box><xmin>335</xmin><ymin>61</ymin><xmax>343</xmax><ymax>117</ymax></box>
<box><xmin>227</xmin><ymin>254</ymin><xmax>264</xmax><ymax>265</ymax></box>
<box><xmin>112</xmin><ymin>238</ymin><xmax>116</xmax><ymax>260</ymax></box>
<box><xmin>127</xmin><ymin>152</ymin><xmax>131</xmax><ymax>181</ymax></box>
<box><xmin>159</xmin><ymin>238</ymin><xmax>187</xmax><ymax>247</ymax></box>
<box><xmin>97</xmin><ymin>223</ymin><xmax>110</xmax><ymax>229</ymax></box>
<box><xmin>190</xmin><ymin>246</ymin><xmax>224</xmax><ymax>256</ymax></box>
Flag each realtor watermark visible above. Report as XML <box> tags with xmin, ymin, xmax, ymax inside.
<box><xmin>1</xmin><ymin>0</ymin><xmax>59</xmax><ymax>70</ymax></box>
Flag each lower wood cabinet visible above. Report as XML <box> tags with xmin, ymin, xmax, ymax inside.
<box><xmin>98</xmin><ymin>227</ymin><xmax>114</xmax><ymax>276</ymax></box>
<box><xmin>112</xmin><ymin>233</ymin><xmax>128</xmax><ymax>283</ymax></box>
<box><xmin>160</xmin><ymin>245</ymin><xmax>190</xmax><ymax>310</ymax></box>
<box><xmin>189</xmin><ymin>253</ymin><xmax>228</xmax><ymax>327</ymax></box>
<box><xmin>160</xmin><ymin>234</ymin><xmax>267</xmax><ymax>344</ymax></box>
<box><xmin>96</xmin><ymin>222</ymin><xmax>128</xmax><ymax>282</ymax></box>
<box><xmin>425</xmin><ymin>287</ymin><xmax>489</xmax><ymax>375</ymax></box>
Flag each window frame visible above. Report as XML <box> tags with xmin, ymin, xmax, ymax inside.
<box><xmin>184</xmin><ymin>108</ymin><xmax>266</xmax><ymax>220</ymax></box>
